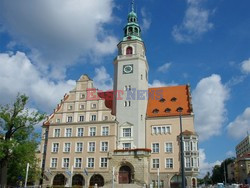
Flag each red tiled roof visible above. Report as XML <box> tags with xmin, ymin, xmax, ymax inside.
<box><xmin>147</xmin><ymin>85</ymin><xmax>192</xmax><ymax>117</ymax></box>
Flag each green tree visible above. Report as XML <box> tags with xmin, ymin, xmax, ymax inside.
<box><xmin>0</xmin><ymin>94</ymin><xmax>45</xmax><ymax>186</ymax></box>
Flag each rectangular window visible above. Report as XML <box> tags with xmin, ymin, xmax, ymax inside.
<box><xmin>89</xmin><ymin>127</ymin><xmax>96</xmax><ymax>136</ymax></box>
<box><xmin>79</xmin><ymin>116</ymin><xmax>84</xmax><ymax>122</ymax></box>
<box><xmin>185</xmin><ymin>141</ymin><xmax>190</xmax><ymax>151</ymax></box>
<box><xmin>122</xmin><ymin>143</ymin><xmax>131</xmax><ymax>150</ymax></box>
<box><xmin>80</xmin><ymin>93</ymin><xmax>85</xmax><ymax>99</ymax></box>
<box><xmin>101</xmin><ymin>142</ymin><xmax>108</xmax><ymax>152</ymax></box>
<box><xmin>88</xmin><ymin>142</ymin><xmax>95</xmax><ymax>152</ymax></box>
<box><xmin>91</xmin><ymin>103</ymin><xmax>97</xmax><ymax>109</ymax></box>
<box><xmin>79</xmin><ymin>104</ymin><xmax>84</xmax><ymax>109</ymax></box>
<box><xmin>65</xmin><ymin>128</ymin><xmax>72</xmax><ymax>137</ymax></box>
<box><xmin>165</xmin><ymin>143</ymin><xmax>173</xmax><ymax>153</ymax></box>
<box><xmin>152</xmin><ymin>159</ymin><xmax>159</xmax><ymax>168</ymax></box>
<box><xmin>51</xmin><ymin>158</ymin><xmax>57</xmax><ymax>168</ymax></box>
<box><xmin>152</xmin><ymin>143</ymin><xmax>160</xmax><ymax>153</ymax></box>
<box><xmin>87</xmin><ymin>158</ymin><xmax>94</xmax><ymax>168</ymax></box>
<box><xmin>123</xmin><ymin>128</ymin><xmax>131</xmax><ymax>137</ymax></box>
<box><xmin>56</xmin><ymin>119</ymin><xmax>60</xmax><ymax>123</ymax></box>
<box><xmin>91</xmin><ymin>115</ymin><xmax>97</xmax><ymax>121</ymax></box>
<box><xmin>100</xmin><ymin>157</ymin><xmax>108</xmax><ymax>168</ymax></box>
<box><xmin>75</xmin><ymin>158</ymin><xmax>82</xmax><ymax>168</ymax></box>
<box><xmin>52</xmin><ymin>143</ymin><xmax>59</xmax><ymax>153</ymax></box>
<box><xmin>152</xmin><ymin>126</ymin><xmax>171</xmax><ymax>134</ymax></box>
<box><xmin>76</xmin><ymin>142</ymin><xmax>83</xmax><ymax>152</ymax></box>
<box><xmin>185</xmin><ymin>157</ymin><xmax>191</xmax><ymax>168</ymax></box>
<box><xmin>103</xmin><ymin>116</ymin><xmax>108</xmax><ymax>121</ymax></box>
<box><xmin>166</xmin><ymin>158</ymin><xmax>173</xmax><ymax>169</ymax></box>
<box><xmin>77</xmin><ymin>128</ymin><xmax>84</xmax><ymax>137</ymax></box>
<box><xmin>68</xmin><ymin>105</ymin><xmax>73</xmax><ymax>110</ymax></box>
<box><xmin>62</xmin><ymin>158</ymin><xmax>69</xmax><ymax>168</ymax></box>
<box><xmin>64</xmin><ymin>143</ymin><xmax>71</xmax><ymax>152</ymax></box>
<box><xmin>102</xmin><ymin>126</ymin><xmax>109</xmax><ymax>136</ymax></box>
<box><xmin>67</xmin><ymin>116</ymin><xmax>73</xmax><ymax>122</ymax></box>
<box><xmin>54</xmin><ymin>129</ymin><xmax>60</xmax><ymax>137</ymax></box>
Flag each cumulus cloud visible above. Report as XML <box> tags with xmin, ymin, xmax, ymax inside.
<box><xmin>192</xmin><ymin>74</ymin><xmax>229</xmax><ymax>141</ymax></box>
<box><xmin>0</xmin><ymin>0</ymin><xmax>118</xmax><ymax>78</ymax></box>
<box><xmin>0</xmin><ymin>51</ymin><xmax>75</xmax><ymax>113</ymax></box>
<box><xmin>141</xmin><ymin>7</ymin><xmax>151</xmax><ymax>31</ymax></box>
<box><xmin>172</xmin><ymin>0</ymin><xmax>213</xmax><ymax>43</ymax></box>
<box><xmin>93</xmin><ymin>66</ymin><xmax>113</xmax><ymax>91</ymax></box>
<box><xmin>157</xmin><ymin>62</ymin><xmax>172</xmax><ymax>73</ymax></box>
<box><xmin>199</xmin><ymin>148</ymin><xmax>221</xmax><ymax>178</ymax></box>
<box><xmin>226</xmin><ymin>150</ymin><xmax>235</xmax><ymax>157</ymax></box>
<box><xmin>241</xmin><ymin>58</ymin><xmax>250</xmax><ymax>74</ymax></box>
<box><xmin>227</xmin><ymin>107</ymin><xmax>250</xmax><ymax>139</ymax></box>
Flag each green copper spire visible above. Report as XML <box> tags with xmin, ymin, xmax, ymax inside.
<box><xmin>122</xmin><ymin>0</ymin><xmax>142</xmax><ymax>42</ymax></box>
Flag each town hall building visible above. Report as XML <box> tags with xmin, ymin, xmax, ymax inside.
<box><xmin>39</xmin><ymin>2</ymin><xmax>199</xmax><ymax>188</ymax></box>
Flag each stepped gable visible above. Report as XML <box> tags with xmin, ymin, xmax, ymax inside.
<box><xmin>147</xmin><ymin>85</ymin><xmax>193</xmax><ymax>117</ymax></box>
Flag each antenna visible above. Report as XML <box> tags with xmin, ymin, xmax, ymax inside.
<box><xmin>131</xmin><ymin>0</ymin><xmax>135</xmax><ymax>12</ymax></box>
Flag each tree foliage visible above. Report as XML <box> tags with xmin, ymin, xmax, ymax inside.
<box><xmin>0</xmin><ymin>94</ymin><xmax>45</xmax><ymax>186</ymax></box>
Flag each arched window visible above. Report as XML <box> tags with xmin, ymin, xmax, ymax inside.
<box><xmin>128</xmin><ymin>27</ymin><xmax>133</xmax><ymax>34</ymax></box>
<box><xmin>126</xmin><ymin>47</ymin><xmax>133</xmax><ymax>55</ymax></box>
<box><xmin>134</xmin><ymin>28</ymin><xmax>138</xmax><ymax>35</ymax></box>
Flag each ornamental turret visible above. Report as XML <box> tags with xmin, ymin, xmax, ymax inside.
<box><xmin>123</xmin><ymin>1</ymin><xmax>142</xmax><ymax>41</ymax></box>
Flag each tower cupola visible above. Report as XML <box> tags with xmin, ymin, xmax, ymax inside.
<box><xmin>123</xmin><ymin>1</ymin><xmax>142</xmax><ymax>42</ymax></box>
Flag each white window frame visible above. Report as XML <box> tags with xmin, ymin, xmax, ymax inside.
<box><xmin>122</xmin><ymin>143</ymin><xmax>131</xmax><ymax>150</ymax></box>
<box><xmin>79</xmin><ymin>115</ymin><xmax>84</xmax><ymax>122</ymax></box>
<box><xmin>62</xmin><ymin>158</ymin><xmax>70</xmax><ymax>168</ymax></box>
<box><xmin>123</xmin><ymin>128</ymin><xmax>131</xmax><ymax>137</ymax></box>
<box><xmin>101</xmin><ymin>126</ymin><xmax>109</xmax><ymax>136</ymax></box>
<box><xmin>89</xmin><ymin>127</ymin><xmax>96</xmax><ymax>136</ymax></box>
<box><xmin>91</xmin><ymin>103</ymin><xmax>97</xmax><ymax>109</ymax></box>
<box><xmin>165</xmin><ymin>142</ymin><xmax>173</xmax><ymax>153</ymax></box>
<box><xmin>52</xmin><ymin>143</ymin><xmax>59</xmax><ymax>153</ymax></box>
<box><xmin>68</xmin><ymin>105</ymin><xmax>73</xmax><ymax>110</ymax></box>
<box><xmin>100</xmin><ymin>141</ymin><xmax>109</xmax><ymax>152</ymax></box>
<box><xmin>63</xmin><ymin>142</ymin><xmax>71</xmax><ymax>153</ymax></box>
<box><xmin>88</xmin><ymin>141</ymin><xmax>96</xmax><ymax>152</ymax></box>
<box><xmin>91</xmin><ymin>114</ymin><xmax>97</xmax><ymax>121</ymax></box>
<box><xmin>74</xmin><ymin>157</ymin><xmax>82</xmax><ymax>168</ymax></box>
<box><xmin>87</xmin><ymin>157</ymin><xmax>95</xmax><ymax>168</ymax></box>
<box><xmin>50</xmin><ymin>158</ymin><xmax>58</xmax><ymax>168</ymax></box>
<box><xmin>65</xmin><ymin>128</ymin><xmax>72</xmax><ymax>137</ymax></box>
<box><xmin>77</xmin><ymin>127</ymin><xmax>84</xmax><ymax>137</ymax></box>
<box><xmin>67</xmin><ymin>116</ymin><xmax>73</xmax><ymax>122</ymax></box>
<box><xmin>79</xmin><ymin>104</ymin><xmax>84</xmax><ymax>109</ymax></box>
<box><xmin>165</xmin><ymin>158</ymin><xmax>174</xmax><ymax>169</ymax></box>
<box><xmin>152</xmin><ymin>143</ymin><xmax>160</xmax><ymax>153</ymax></box>
<box><xmin>75</xmin><ymin>142</ymin><xmax>83</xmax><ymax>153</ymax></box>
<box><xmin>100</xmin><ymin>157</ymin><xmax>108</xmax><ymax>168</ymax></box>
<box><xmin>152</xmin><ymin>158</ymin><xmax>160</xmax><ymax>169</ymax></box>
<box><xmin>54</xmin><ymin>128</ymin><xmax>60</xmax><ymax>137</ymax></box>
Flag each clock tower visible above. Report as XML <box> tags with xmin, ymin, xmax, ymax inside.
<box><xmin>113</xmin><ymin>1</ymin><xmax>149</xmax><ymax>149</ymax></box>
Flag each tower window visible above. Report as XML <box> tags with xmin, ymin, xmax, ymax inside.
<box><xmin>135</xmin><ymin>28</ymin><xmax>138</xmax><ymax>35</ymax></box>
<box><xmin>128</xmin><ymin>27</ymin><xmax>133</xmax><ymax>34</ymax></box>
<box><xmin>126</xmin><ymin>46</ymin><xmax>133</xmax><ymax>55</ymax></box>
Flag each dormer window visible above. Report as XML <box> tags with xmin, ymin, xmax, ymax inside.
<box><xmin>152</xmin><ymin>109</ymin><xmax>159</xmax><ymax>114</ymax></box>
<box><xmin>171</xmin><ymin>97</ymin><xmax>177</xmax><ymax>102</ymax></box>
<box><xmin>165</xmin><ymin>108</ymin><xmax>171</xmax><ymax>113</ymax></box>
<box><xmin>159</xmin><ymin>98</ymin><xmax>166</xmax><ymax>103</ymax></box>
<box><xmin>126</xmin><ymin>46</ymin><xmax>133</xmax><ymax>55</ymax></box>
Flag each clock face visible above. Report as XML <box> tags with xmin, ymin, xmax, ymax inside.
<box><xmin>123</xmin><ymin>64</ymin><xmax>133</xmax><ymax>74</ymax></box>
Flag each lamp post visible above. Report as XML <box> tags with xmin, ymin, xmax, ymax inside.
<box><xmin>177</xmin><ymin>107</ymin><xmax>185</xmax><ymax>188</ymax></box>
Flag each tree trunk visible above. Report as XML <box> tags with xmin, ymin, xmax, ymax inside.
<box><xmin>0</xmin><ymin>161</ymin><xmax>8</xmax><ymax>188</ymax></box>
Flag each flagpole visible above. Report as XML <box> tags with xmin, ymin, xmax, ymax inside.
<box><xmin>157</xmin><ymin>168</ymin><xmax>160</xmax><ymax>188</ymax></box>
<box><xmin>112</xmin><ymin>167</ymin><xmax>115</xmax><ymax>188</ymax></box>
<box><xmin>24</xmin><ymin>163</ymin><xmax>30</xmax><ymax>188</ymax></box>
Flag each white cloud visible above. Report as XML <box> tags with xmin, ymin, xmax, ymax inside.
<box><xmin>241</xmin><ymin>58</ymin><xmax>250</xmax><ymax>73</ymax></box>
<box><xmin>141</xmin><ymin>7</ymin><xmax>151</xmax><ymax>31</ymax></box>
<box><xmin>0</xmin><ymin>0</ymin><xmax>118</xmax><ymax>78</ymax></box>
<box><xmin>149</xmin><ymin>80</ymin><xmax>177</xmax><ymax>88</ymax></box>
<box><xmin>172</xmin><ymin>0</ymin><xmax>213</xmax><ymax>43</ymax></box>
<box><xmin>199</xmin><ymin>148</ymin><xmax>221</xmax><ymax>178</ymax></box>
<box><xmin>0</xmin><ymin>51</ymin><xmax>75</xmax><ymax>113</ymax></box>
<box><xmin>93</xmin><ymin>66</ymin><xmax>113</xmax><ymax>91</ymax></box>
<box><xmin>157</xmin><ymin>62</ymin><xmax>172</xmax><ymax>73</ymax></box>
<box><xmin>227</xmin><ymin>107</ymin><xmax>250</xmax><ymax>139</ymax></box>
<box><xmin>192</xmin><ymin>74</ymin><xmax>229</xmax><ymax>141</ymax></box>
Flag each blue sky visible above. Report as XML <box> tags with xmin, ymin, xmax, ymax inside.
<box><xmin>0</xmin><ymin>0</ymin><xmax>250</xmax><ymax>177</ymax></box>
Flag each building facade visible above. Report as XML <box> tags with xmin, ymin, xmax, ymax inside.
<box><xmin>39</xmin><ymin>3</ymin><xmax>199</xmax><ymax>188</ymax></box>
<box><xmin>236</xmin><ymin>135</ymin><xmax>250</xmax><ymax>158</ymax></box>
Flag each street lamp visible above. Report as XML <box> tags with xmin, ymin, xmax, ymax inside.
<box><xmin>177</xmin><ymin>107</ymin><xmax>185</xmax><ymax>188</ymax></box>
